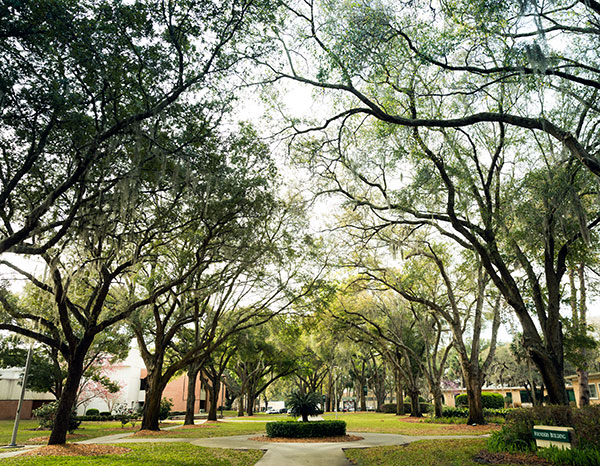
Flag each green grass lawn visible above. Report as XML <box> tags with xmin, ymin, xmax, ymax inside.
<box><xmin>2</xmin><ymin>442</ymin><xmax>263</xmax><ymax>466</ymax></box>
<box><xmin>219</xmin><ymin>411</ymin><xmax>288</xmax><ymax>420</ymax></box>
<box><xmin>321</xmin><ymin>412</ymin><xmax>499</xmax><ymax>436</ymax></box>
<box><xmin>344</xmin><ymin>438</ymin><xmax>532</xmax><ymax>466</ymax></box>
<box><xmin>134</xmin><ymin>421</ymin><xmax>267</xmax><ymax>439</ymax></box>
<box><xmin>0</xmin><ymin>420</ymin><xmax>181</xmax><ymax>445</ymax></box>
<box><xmin>0</xmin><ymin>420</ymin><xmax>49</xmax><ymax>445</ymax></box>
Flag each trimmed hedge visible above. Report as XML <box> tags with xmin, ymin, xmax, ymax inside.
<box><xmin>85</xmin><ymin>408</ymin><xmax>100</xmax><ymax>416</ymax></box>
<box><xmin>380</xmin><ymin>403</ymin><xmax>397</xmax><ymax>413</ymax></box>
<box><xmin>266</xmin><ymin>420</ymin><xmax>346</xmax><ymax>438</ymax></box>
<box><xmin>75</xmin><ymin>414</ymin><xmax>116</xmax><ymax>421</ymax></box>
<box><xmin>455</xmin><ymin>392</ymin><xmax>505</xmax><ymax>409</ymax></box>
<box><xmin>441</xmin><ymin>407</ymin><xmax>512</xmax><ymax>418</ymax></box>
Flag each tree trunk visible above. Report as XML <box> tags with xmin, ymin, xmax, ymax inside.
<box><xmin>326</xmin><ymin>373</ymin><xmax>333</xmax><ymax>412</ymax></box>
<box><xmin>48</xmin><ymin>347</ymin><xmax>87</xmax><ymax>445</ymax></box>
<box><xmin>577</xmin><ymin>264</ymin><xmax>590</xmax><ymax>407</ymax></box>
<box><xmin>246</xmin><ymin>394</ymin><xmax>255</xmax><ymax>416</ymax></box>
<box><xmin>408</xmin><ymin>390</ymin><xmax>421</xmax><ymax>417</ymax></box>
<box><xmin>207</xmin><ymin>379</ymin><xmax>220</xmax><ymax>421</ymax></box>
<box><xmin>465</xmin><ymin>375</ymin><xmax>484</xmax><ymax>425</ymax></box>
<box><xmin>432</xmin><ymin>385</ymin><xmax>443</xmax><ymax>418</ymax></box>
<box><xmin>578</xmin><ymin>369</ymin><xmax>590</xmax><ymax>407</ymax></box>
<box><xmin>141</xmin><ymin>372</ymin><xmax>165</xmax><ymax>431</ymax></box>
<box><xmin>237</xmin><ymin>394</ymin><xmax>244</xmax><ymax>417</ymax></box>
<box><xmin>395</xmin><ymin>370</ymin><xmax>404</xmax><ymax>415</ymax></box>
<box><xmin>358</xmin><ymin>381</ymin><xmax>366</xmax><ymax>411</ymax></box>
<box><xmin>184</xmin><ymin>363</ymin><xmax>201</xmax><ymax>425</ymax></box>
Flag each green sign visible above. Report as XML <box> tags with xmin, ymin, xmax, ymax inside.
<box><xmin>533</xmin><ymin>429</ymin><xmax>571</xmax><ymax>443</ymax></box>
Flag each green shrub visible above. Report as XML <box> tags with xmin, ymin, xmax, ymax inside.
<box><xmin>160</xmin><ymin>398</ymin><xmax>173</xmax><ymax>421</ymax></box>
<box><xmin>114</xmin><ymin>402</ymin><xmax>137</xmax><ymax>427</ymax></box>
<box><xmin>455</xmin><ymin>392</ymin><xmax>504</xmax><ymax>409</ymax></box>
<box><xmin>571</xmin><ymin>405</ymin><xmax>600</xmax><ymax>449</ymax></box>
<box><xmin>380</xmin><ymin>403</ymin><xmax>397</xmax><ymax>413</ymax></box>
<box><xmin>85</xmin><ymin>408</ymin><xmax>100</xmax><ymax>416</ymax></box>
<box><xmin>32</xmin><ymin>401</ymin><xmax>81</xmax><ymax>433</ymax></box>
<box><xmin>455</xmin><ymin>394</ymin><xmax>468</xmax><ymax>407</ymax></box>
<box><xmin>484</xmin><ymin>408</ymin><xmax>512</xmax><ymax>418</ymax></box>
<box><xmin>420</xmin><ymin>402</ymin><xmax>433</xmax><ymax>414</ymax></box>
<box><xmin>441</xmin><ymin>407</ymin><xmax>469</xmax><ymax>418</ymax></box>
<box><xmin>538</xmin><ymin>445</ymin><xmax>600</xmax><ymax>466</ymax></box>
<box><xmin>266</xmin><ymin>420</ymin><xmax>346</xmax><ymax>438</ymax></box>
<box><xmin>100</xmin><ymin>411</ymin><xmax>111</xmax><ymax>416</ymax></box>
<box><xmin>487</xmin><ymin>405</ymin><xmax>600</xmax><ymax>454</ymax></box>
<box><xmin>75</xmin><ymin>415</ymin><xmax>116</xmax><ymax>421</ymax></box>
<box><xmin>482</xmin><ymin>393</ymin><xmax>505</xmax><ymax>409</ymax></box>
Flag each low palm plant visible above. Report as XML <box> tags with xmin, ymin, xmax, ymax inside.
<box><xmin>286</xmin><ymin>391</ymin><xmax>321</xmax><ymax>422</ymax></box>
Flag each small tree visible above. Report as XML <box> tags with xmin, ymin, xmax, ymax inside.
<box><xmin>113</xmin><ymin>402</ymin><xmax>136</xmax><ymax>429</ymax></box>
<box><xmin>286</xmin><ymin>391</ymin><xmax>321</xmax><ymax>422</ymax></box>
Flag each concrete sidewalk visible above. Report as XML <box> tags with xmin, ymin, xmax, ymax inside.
<box><xmin>0</xmin><ymin>424</ymin><xmax>488</xmax><ymax>465</ymax></box>
<box><xmin>191</xmin><ymin>432</ymin><xmax>488</xmax><ymax>466</ymax></box>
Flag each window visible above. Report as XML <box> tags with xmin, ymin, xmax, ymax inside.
<box><xmin>520</xmin><ymin>390</ymin><xmax>532</xmax><ymax>403</ymax></box>
<box><xmin>590</xmin><ymin>383</ymin><xmax>598</xmax><ymax>399</ymax></box>
<box><xmin>140</xmin><ymin>377</ymin><xmax>148</xmax><ymax>391</ymax></box>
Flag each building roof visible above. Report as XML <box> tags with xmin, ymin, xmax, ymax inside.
<box><xmin>565</xmin><ymin>372</ymin><xmax>600</xmax><ymax>381</ymax></box>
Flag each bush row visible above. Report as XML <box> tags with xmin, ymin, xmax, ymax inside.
<box><xmin>266</xmin><ymin>420</ymin><xmax>346</xmax><ymax>438</ymax></box>
<box><xmin>379</xmin><ymin>402</ymin><xmax>433</xmax><ymax>414</ymax></box>
<box><xmin>440</xmin><ymin>407</ymin><xmax>512</xmax><ymax>418</ymax></box>
<box><xmin>75</xmin><ymin>414</ymin><xmax>117</xmax><ymax>421</ymax></box>
<box><xmin>455</xmin><ymin>392</ymin><xmax>505</xmax><ymax>409</ymax></box>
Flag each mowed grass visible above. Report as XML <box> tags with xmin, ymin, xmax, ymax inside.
<box><xmin>134</xmin><ymin>420</ymin><xmax>267</xmax><ymax>438</ymax></box>
<box><xmin>345</xmin><ymin>438</ymin><xmax>526</xmax><ymax>466</ymax></box>
<box><xmin>2</xmin><ymin>442</ymin><xmax>264</xmax><ymax>466</ymax></box>
<box><xmin>322</xmin><ymin>412</ymin><xmax>499</xmax><ymax>436</ymax></box>
<box><xmin>0</xmin><ymin>420</ymin><xmax>181</xmax><ymax>445</ymax></box>
<box><xmin>0</xmin><ymin>420</ymin><xmax>43</xmax><ymax>445</ymax></box>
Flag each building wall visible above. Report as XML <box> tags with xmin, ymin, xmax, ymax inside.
<box><xmin>0</xmin><ymin>399</ymin><xmax>53</xmax><ymax>420</ymax></box>
<box><xmin>162</xmin><ymin>373</ymin><xmax>226</xmax><ymax>413</ymax></box>
<box><xmin>1</xmin><ymin>347</ymin><xmax>226</xmax><ymax>417</ymax></box>
<box><xmin>566</xmin><ymin>373</ymin><xmax>600</xmax><ymax>407</ymax></box>
<box><xmin>0</xmin><ymin>368</ymin><xmax>56</xmax><ymax>419</ymax></box>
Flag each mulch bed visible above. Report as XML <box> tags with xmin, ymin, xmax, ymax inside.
<box><xmin>19</xmin><ymin>444</ymin><xmax>131</xmax><ymax>457</ymax></box>
<box><xmin>250</xmin><ymin>435</ymin><xmax>364</xmax><ymax>443</ymax></box>
<box><xmin>473</xmin><ymin>450</ymin><xmax>550</xmax><ymax>465</ymax></box>
<box><xmin>24</xmin><ymin>433</ymin><xmax>85</xmax><ymax>445</ymax></box>
<box><xmin>132</xmin><ymin>429</ymin><xmax>170</xmax><ymax>437</ymax></box>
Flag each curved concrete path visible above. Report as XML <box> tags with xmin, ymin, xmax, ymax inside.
<box><xmin>0</xmin><ymin>421</ymin><xmax>488</xmax><ymax>465</ymax></box>
<box><xmin>189</xmin><ymin>432</ymin><xmax>487</xmax><ymax>466</ymax></box>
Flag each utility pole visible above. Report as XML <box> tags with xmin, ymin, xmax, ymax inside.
<box><xmin>8</xmin><ymin>344</ymin><xmax>33</xmax><ymax>447</ymax></box>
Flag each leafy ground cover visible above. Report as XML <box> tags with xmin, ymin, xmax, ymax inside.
<box><xmin>2</xmin><ymin>442</ymin><xmax>263</xmax><ymax>466</ymax></box>
<box><xmin>322</xmin><ymin>413</ymin><xmax>500</xmax><ymax>436</ymax></box>
<box><xmin>133</xmin><ymin>420</ymin><xmax>267</xmax><ymax>438</ymax></box>
<box><xmin>344</xmin><ymin>438</ymin><xmax>545</xmax><ymax>466</ymax></box>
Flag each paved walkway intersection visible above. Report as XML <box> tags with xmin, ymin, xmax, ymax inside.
<box><xmin>0</xmin><ymin>421</ymin><xmax>487</xmax><ymax>465</ymax></box>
